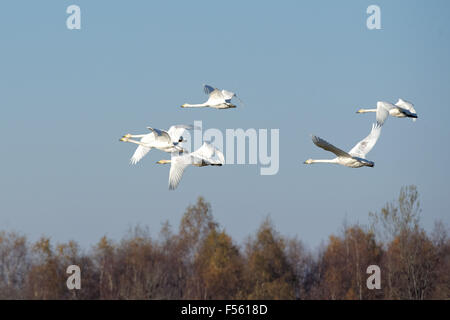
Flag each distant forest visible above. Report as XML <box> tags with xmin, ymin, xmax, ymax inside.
<box><xmin>0</xmin><ymin>185</ymin><xmax>449</xmax><ymax>300</ymax></box>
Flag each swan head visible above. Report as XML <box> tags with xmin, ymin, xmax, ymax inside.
<box><xmin>304</xmin><ymin>159</ymin><xmax>314</xmax><ymax>164</ymax></box>
<box><xmin>356</xmin><ymin>108</ymin><xmax>364</xmax><ymax>113</ymax></box>
<box><xmin>181</xmin><ymin>104</ymin><xmax>187</xmax><ymax>108</ymax></box>
<box><xmin>156</xmin><ymin>159</ymin><xmax>171</xmax><ymax>165</ymax></box>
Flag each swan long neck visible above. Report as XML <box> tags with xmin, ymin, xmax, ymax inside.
<box><xmin>121</xmin><ymin>138</ymin><xmax>139</xmax><ymax>145</ymax></box>
<box><xmin>309</xmin><ymin>159</ymin><xmax>338</xmax><ymax>164</ymax></box>
<box><xmin>127</xmin><ymin>134</ymin><xmax>147</xmax><ymax>138</ymax></box>
<box><xmin>122</xmin><ymin>138</ymin><xmax>149</xmax><ymax>147</ymax></box>
<box><xmin>357</xmin><ymin>108</ymin><xmax>377</xmax><ymax>113</ymax></box>
<box><xmin>181</xmin><ymin>103</ymin><xmax>208</xmax><ymax>108</ymax></box>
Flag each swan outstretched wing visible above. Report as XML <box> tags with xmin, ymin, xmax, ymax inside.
<box><xmin>221</xmin><ymin>89</ymin><xmax>235</xmax><ymax>102</ymax></box>
<box><xmin>167</xmin><ymin>143</ymin><xmax>223</xmax><ymax>189</ymax></box>
<box><xmin>130</xmin><ymin>133</ymin><xmax>155</xmax><ymax>164</ymax></box>
<box><xmin>311</xmin><ymin>135</ymin><xmax>351</xmax><ymax>158</ymax></box>
<box><xmin>168</xmin><ymin>154</ymin><xmax>191</xmax><ymax>190</ymax></box>
<box><xmin>130</xmin><ymin>146</ymin><xmax>151</xmax><ymax>164</ymax></box>
<box><xmin>349</xmin><ymin>123</ymin><xmax>382</xmax><ymax>158</ymax></box>
<box><xmin>376</xmin><ymin>101</ymin><xmax>394</xmax><ymax>126</ymax></box>
<box><xmin>207</xmin><ymin>91</ymin><xmax>226</xmax><ymax>105</ymax></box>
<box><xmin>192</xmin><ymin>142</ymin><xmax>225</xmax><ymax>164</ymax></box>
<box><xmin>222</xmin><ymin>89</ymin><xmax>244</xmax><ymax>105</ymax></box>
<box><xmin>203</xmin><ymin>84</ymin><xmax>226</xmax><ymax>105</ymax></box>
<box><xmin>147</xmin><ymin>127</ymin><xmax>172</xmax><ymax>144</ymax></box>
<box><xmin>395</xmin><ymin>99</ymin><xmax>417</xmax><ymax>121</ymax></box>
<box><xmin>167</xmin><ymin>125</ymin><xmax>195</xmax><ymax>143</ymax></box>
<box><xmin>203</xmin><ymin>84</ymin><xmax>241</xmax><ymax>105</ymax></box>
<box><xmin>395</xmin><ymin>99</ymin><xmax>416</xmax><ymax>113</ymax></box>
<box><xmin>203</xmin><ymin>84</ymin><xmax>216</xmax><ymax>95</ymax></box>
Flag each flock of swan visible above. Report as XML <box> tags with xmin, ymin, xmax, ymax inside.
<box><xmin>119</xmin><ymin>85</ymin><xmax>418</xmax><ymax>189</ymax></box>
<box><xmin>120</xmin><ymin>85</ymin><xmax>239</xmax><ymax>190</ymax></box>
<box><xmin>304</xmin><ymin>99</ymin><xmax>418</xmax><ymax>168</ymax></box>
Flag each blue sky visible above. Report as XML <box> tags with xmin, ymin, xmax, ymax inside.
<box><xmin>0</xmin><ymin>0</ymin><xmax>449</xmax><ymax>250</ymax></box>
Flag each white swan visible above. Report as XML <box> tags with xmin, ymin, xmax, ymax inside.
<box><xmin>357</xmin><ymin>99</ymin><xmax>417</xmax><ymax>125</ymax></box>
<box><xmin>157</xmin><ymin>142</ymin><xmax>225</xmax><ymax>190</ymax></box>
<box><xmin>120</xmin><ymin>125</ymin><xmax>194</xmax><ymax>164</ymax></box>
<box><xmin>181</xmin><ymin>84</ymin><xmax>241</xmax><ymax>109</ymax></box>
<box><xmin>304</xmin><ymin>123</ymin><xmax>382</xmax><ymax>168</ymax></box>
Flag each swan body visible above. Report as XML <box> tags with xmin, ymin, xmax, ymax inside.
<box><xmin>357</xmin><ymin>99</ymin><xmax>417</xmax><ymax>125</ymax></box>
<box><xmin>120</xmin><ymin>125</ymin><xmax>194</xmax><ymax>164</ymax></box>
<box><xmin>157</xmin><ymin>142</ymin><xmax>225</xmax><ymax>190</ymax></box>
<box><xmin>181</xmin><ymin>84</ymin><xmax>241</xmax><ymax>109</ymax></box>
<box><xmin>304</xmin><ymin>123</ymin><xmax>382</xmax><ymax>168</ymax></box>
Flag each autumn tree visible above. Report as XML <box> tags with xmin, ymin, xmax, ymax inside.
<box><xmin>178</xmin><ymin>197</ymin><xmax>218</xmax><ymax>299</ymax></box>
<box><xmin>0</xmin><ymin>191</ymin><xmax>448</xmax><ymax>300</ymax></box>
<box><xmin>430</xmin><ymin>221</ymin><xmax>450</xmax><ymax>298</ymax></box>
<box><xmin>284</xmin><ymin>237</ymin><xmax>318</xmax><ymax>299</ymax></box>
<box><xmin>243</xmin><ymin>218</ymin><xmax>296</xmax><ymax>300</ymax></box>
<box><xmin>370</xmin><ymin>185</ymin><xmax>440</xmax><ymax>299</ymax></box>
<box><xmin>94</xmin><ymin>235</ymin><xmax>117</xmax><ymax>299</ymax></box>
<box><xmin>319</xmin><ymin>225</ymin><xmax>383</xmax><ymax>300</ymax></box>
<box><xmin>55</xmin><ymin>240</ymin><xmax>99</xmax><ymax>299</ymax></box>
<box><xmin>114</xmin><ymin>227</ymin><xmax>158</xmax><ymax>299</ymax></box>
<box><xmin>94</xmin><ymin>227</ymin><xmax>164</xmax><ymax>299</ymax></box>
<box><xmin>178</xmin><ymin>197</ymin><xmax>218</xmax><ymax>259</ymax></box>
<box><xmin>387</xmin><ymin>229</ymin><xmax>438</xmax><ymax>299</ymax></box>
<box><xmin>153</xmin><ymin>221</ymin><xmax>188</xmax><ymax>299</ymax></box>
<box><xmin>25</xmin><ymin>237</ymin><xmax>65</xmax><ymax>299</ymax></box>
<box><xmin>193</xmin><ymin>229</ymin><xmax>244</xmax><ymax>299</ymax></box>
<box><xmin>24</xmin><ymin>237</ymin><xmax>98</xmax><ymax>300</ymax></box>
<box><xmin>0</xmin><ymin>231</ymin><xmax>30</xmax><ymax>299</ymax></box>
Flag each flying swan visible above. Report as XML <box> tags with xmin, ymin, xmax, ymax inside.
<box><xmin>304</xmin><ymin>123</ymin><xmax>382</xmax><ymax>168</ymax></box>
<box><xmin>119</xmin><ymin>125</ymin><xmax>195</xmax><ymax>164</ymax></box>
<box><xmin>357</xmin><ymin>99</ymin><xmax>418</xmax><ymax>125</ymax></box>
<box><xmin>156</xmin><ymin>142</ymin><xmax>225</xmax><ymax>190</ymax></box>
<box><xmin>181</xmin><ymin>84</ymin><xmax>242</xmax><ymax>109</ymax></box>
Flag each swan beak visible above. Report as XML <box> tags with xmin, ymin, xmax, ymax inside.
<box><xmin>181</xmin><ymin>104</ymin><xmax>186</xmax><ymax>108</ymax></box>
<box><xmin>356</xmin><ymin>109</ymin><xmax>363</xmax><ymax>113</ymax></box>
<box><xmin>120</xmin><ymin>137</ymin><xmax>127</xmax><ymax>142</ymax></box>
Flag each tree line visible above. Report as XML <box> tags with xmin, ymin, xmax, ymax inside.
<box><xmin>0</xmin><ymin>185</ymin><xmax>448</xmax><ymax>299</ymax></box>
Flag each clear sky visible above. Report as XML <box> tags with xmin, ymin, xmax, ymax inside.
<box><xmin>1</xmin><ymin>0</ymin><xmax>449</xmax><ymax>250</ymax></box>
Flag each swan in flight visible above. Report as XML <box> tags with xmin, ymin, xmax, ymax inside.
<box><xmin>357</xmin><ymin>99</ymin><xmax>417</xmax><ymax>125</ymax></box>
<box><xmin>157</xmin><ymin>142</ymin><xmax>225</xmax><ymax>190</ymax></box>
<box><xmin>181</xmin><ymin>84</ymin><xmax>242</xmax><ymax>109</ymax></box>
<box><xmin>304</xmin><ymin>123</ymin><xmax>382</xmax><ymax>168</ymax></box>
<box><xmin>119</xmin><ymin>125</ymin><xmax>195</xmax><ymax>164</ymax></box>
